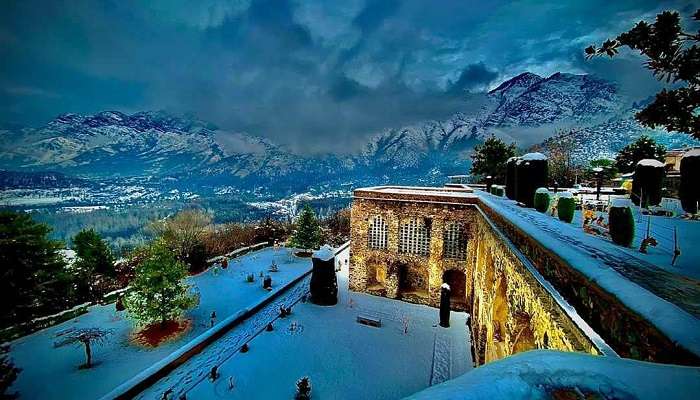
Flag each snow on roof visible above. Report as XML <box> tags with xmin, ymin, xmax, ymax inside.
<box><xmin>312</xmin><ymin>244</ymin><xmax>335</xmax><ymax>261</ymax></box>
<box><xmin>535</xmin><ymin>187</ymin><xmax>549</xmax><ymax>194</ymax></box>
<box><xmin>521</xmin><ymin>152</ymin><xmax>547</xmax><ymax>161</ymax></box>
<box><xmin>682</xmin><ymin>148</ymin><xmax>700</xmax><ymax>159</ymax></box>
<box><xmin>610</xmin><ymin>198</ymin><xmax>633</xmax><ymax>208</ymax></box>
<box><xmin>507</xmin><ymin>156</ymin><xmax>519</xmax><ymax>162</ymax></box>
<box><xmin>636</xmin><ymin>159</ymin><xmax>665</xmax><ymax>168</ymax></box>
<box><xmin>405</xmin><ymin>350</ymin><xmax>700</xmax><ymax>400</ymax></box>
<box><xmin>557</xmin><ymin>191</ymin><xmax>573</xmax><ymax>198</ymax></box>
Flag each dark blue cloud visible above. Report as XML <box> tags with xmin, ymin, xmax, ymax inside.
<box><xmin>0</xmin><ymin>0</ymin><xmax>696</xmax><ymax>153</ymax></box>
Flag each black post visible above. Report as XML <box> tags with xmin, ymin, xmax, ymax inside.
<box><xmin>439</xmin><ymin>284</ymin><xmax>451</xmax><ymax>328</ymax></box>
<box><xmin>310</xmin><ymin>245</ymin><xmax>338</xmax><ymax>305</ymax></box>
<box><xmin>485</xmin><ymin>175</ymin><xmax>493</xmax><ymax>193</ymax></box>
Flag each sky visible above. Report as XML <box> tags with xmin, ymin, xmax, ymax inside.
<box><xmin>0</xmin><ymin>0</ymin><xmax>696</xmax><ymax>153</ymax></box>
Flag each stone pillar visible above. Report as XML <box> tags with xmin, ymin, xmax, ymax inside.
<box><xmin>385</xmin><ymin>267</ymin><xmax>399</xmax><ymax>299</ymax></box>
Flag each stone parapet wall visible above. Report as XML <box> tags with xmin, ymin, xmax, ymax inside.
<box><xmin>469</xmin><ymin>211</ymin><xmax>599</xmax><ymax>364</ymax></box>
<box><xmin>479</xmin><ymin>201</ymin><xmax>700</xmax><ymax>366</ymax></box>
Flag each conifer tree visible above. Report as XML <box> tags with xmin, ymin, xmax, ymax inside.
<box><xmin>289</xmin><ymin>205</ymin><xmax>322</xmax><ymax>252</ymax></box>
<box><xmin>614</xmin><ymin>135</ymin><xmax>666</xmax><ymax>173</ymax></box>
<box><xmin>470</xmin><ymin>136</ymin><xmax>517</xmax><ymax>183</ymax></box>
<box><xmin>124</xmin><ymin>240</ymin><xmax>196</xmax><ymax>328</ymax></box>
<box><xmin>72</xmin><ymin>229</ymin><xmax>114</xmax><ymax>276</ymax></box>
<box><xmin>0</xmin><ymin>210</ymin><xmax>68</xmax><ymax>326</ymax></box>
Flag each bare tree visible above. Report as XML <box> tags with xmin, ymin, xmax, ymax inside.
<box><xmin>149</xmin><ymin>209</ymin><xmax>212</xmax><ymax>271</ymax></box>
<box><xmin>54</xmin><ymin>328</ymin><xmax>112</xmax><ymax>368</ymax></box>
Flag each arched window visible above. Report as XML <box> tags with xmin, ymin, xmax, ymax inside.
<box><xmin>368</xmin><ymin>215</ymin><xmax>388</xmax><ymax>250</ymax></box>
<box><xmin>443</xmin><ymin>221</ymin><xmax>467</xmax><ymax>260</ymax></box>
<box><xmin>399</xmin><ymin>218</ymin><xmax>431</xmax><ymax>256</ymax></box>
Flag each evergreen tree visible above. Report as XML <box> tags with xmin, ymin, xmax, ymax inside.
<box><xmin>614</xmin><ymin>135</ymin><xmax>666</xmax><ymax>173</ymax></box>
<box><xmin>289</xmin><ymin>205</ymin><xmax>322</xmax><ymax>252</ymax></box>
<box><xmin>124</xmin><ymin>240</ymin><xmax>196</xmax><ymax>328</ymax></box>
<box><xmin>73</xmin><ymin>229</ymin><xmax>115</xmax><ymax>276</ymax></box>
<box><xmin>0</xmin><ymin>211</ymin><xmax>68</xmax><ymax>326</ymax></box>
<box><xmin>586</xmin><ymin>9</ymin><xmax>700</xmax><ymax>138</ymax></box>
<box><xmin>470</xmin><ymin>136</ymin><xmax>517</xmax><ymax>183</ymax></box>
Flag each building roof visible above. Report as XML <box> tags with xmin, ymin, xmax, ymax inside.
<box><xmin>353</xmin><ymin>185</ymin><xmax>479</xmax><ymax>205</ymax></box>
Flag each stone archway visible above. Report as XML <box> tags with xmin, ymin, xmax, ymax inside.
<box><xmin>442</xmin><ymin>269</ymin><xmax>467</xmax><ymax>310</ymax></box>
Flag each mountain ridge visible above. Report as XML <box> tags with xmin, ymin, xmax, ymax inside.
<box><xmin>1</xmin><ymin>71</ymin><xmax>697</xmax><ymax>192</ymax></box>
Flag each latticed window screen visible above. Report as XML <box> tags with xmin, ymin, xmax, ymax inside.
<box><xmin>443</xmin><ymin>221</ymin><xmax>468</xmax><ymax>260</ymax></box>
<box><xmin>367</xmin><ymin>215</ymin><xmax>388</xmax><ymax>250</ymax></box>
<box><xmin>399</xmin><ymin>218</ymin><xmax>431</xmax><ymax>256</ymax></box>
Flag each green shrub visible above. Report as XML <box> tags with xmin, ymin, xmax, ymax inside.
<box><xmin>680</xmin><ymin>150</ymin><xmax>700</xmax><ymax>213</ymax></box>
<box><xmin>557</xmin><ymin>193</ymin><xmax>575</xmax><ymax>223</ymax></box>
<box><xmin>632</xmin><ymin>159</ymin><xmax>665</xmax><ymax>207</ymax></box>
<box><xmin>609</xmin><ymin>200</ymin><xmax>635</xmax><ymax>247</ymax></box>
<box><xmin>534</xmin><ymin>188</ymin><xmax>550</xmax><ymax>213</ymax></box>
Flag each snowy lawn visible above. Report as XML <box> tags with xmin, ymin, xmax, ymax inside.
<box><xmin>569</xmin><ymin>204</ymin><xmax>700</xmax><ymax>280</ymax></box>
<box><xmin>164</xmin><ymin>247</ymin><xmax>472</xmax><ymax>400</ymax></box>
<box><xmin>9</xmin><ymin>247</ymin><xmax>311</xmax><ymax>400</ymax></box>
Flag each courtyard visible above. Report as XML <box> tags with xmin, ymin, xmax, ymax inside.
<box><xmin>138</xmin><ymin>246</ymin><xmax>472</xmax><ymax>399</ymax></box>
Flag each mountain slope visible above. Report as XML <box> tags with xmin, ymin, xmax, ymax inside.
<box><xmin>2</xmin><ymin>71</ymin><xmax>695</xmax><ymax>192</ymax></box>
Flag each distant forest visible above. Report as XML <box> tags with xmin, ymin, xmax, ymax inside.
<box><xmin>30</xmin><ymin>195</ymin><xmax>351</xmax><ymax>256</ymax></box>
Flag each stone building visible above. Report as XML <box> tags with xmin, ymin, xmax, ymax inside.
<box><xmin>349</xmin><ymin>186</ymin><xmax>478</xmax><ymax>310</ymax></box>
<box><xmin>349</xmin><ymin>185</ymin><xmax>604</xmax><ymax>364</ymax></box>
<box><xmin>348</xmin><ymin>185</ymin><xmax>700</xmax><ymax>367</ymax></box>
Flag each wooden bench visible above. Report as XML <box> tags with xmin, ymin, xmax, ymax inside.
<box><xmin>356</xmin><ymin>314</ymin><xmax>382</xmax><ymax>328</ymax></box>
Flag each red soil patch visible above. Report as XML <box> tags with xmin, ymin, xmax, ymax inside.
<box><xmin>131</xmin><ymin>319</ymin><xmax>192</xmax><ymax>348</ymax></box>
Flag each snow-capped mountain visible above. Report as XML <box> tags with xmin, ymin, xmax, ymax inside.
<box><xmin>484</xmin><ymin>72</ymin><xmax>621</xmax><ymax>127</ymax></box>
<box><xmin>353</xmin><ymin>72</ymin><xmax>625</xmax><ymax>175</ymax></box>
<box><xmin>537</xmin><ymin>107</ymin><xmax>700</xmax><ymax>165</ymax></box>
<box><xmin>0</xmin><ymin>111</ymin><xmax>289</xmax><ymax>179</ymax></box>
<box><xmin>2</xmin><ymin>71</ymin><xmax>696</xmax><ymax>193</ymax></box>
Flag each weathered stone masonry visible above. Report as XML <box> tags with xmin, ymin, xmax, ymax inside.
<box><xmin>349</xmin><ymin>186</ymin><xmax>601</xmax><ymax>365</ymax></box>
<box><xmin>479</xmin><ymin>202</ymin><xmax>700</xmax><ymax>366</ymax></box>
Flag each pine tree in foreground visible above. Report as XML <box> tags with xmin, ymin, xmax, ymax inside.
<box><xmin>0</xmin><ymin>210</ymin><xmax>69</xmax><ymax>326</ymax></box>
<box><xmin>124</xmin><ymin>240</ymin><xmax>197</xmax><ymax>328</ymax></box>
<box><xmin>289</xmin><ymin>205</ymin><xmax>322</xmax><ymax>253</ymax></box>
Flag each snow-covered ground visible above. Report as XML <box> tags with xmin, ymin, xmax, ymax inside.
<box><xmin>8</xmin><ymin>247</ymin><xmax>311</xmax><ymax>400</ymax></box>
<box><xmin>140</xmin><ymin>246</ymin><xmax>471</xmax><ymax>400</ymax></box>
<box><xmin>406</xmin><ymin>350</ymin><xmax>700</xmax><ymax>400</ymax></box>
<box><xmin>570</xmin><ymin>205</ymin><xmax>700</xmax><ymax>280</ymax></box>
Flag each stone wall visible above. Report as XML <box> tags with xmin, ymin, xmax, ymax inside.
<box><xmin>350</xmin><ymin>195</ymin><xmax>600</xmax><ymax>365</ymax></box>
<box><xmin>469</xmin><ymin>212</ymin><xmax>598</xmax><ymax>364</ymax></box>
<box><xmin>479</xmin><ymin>202</ymin><xmax>700</xmax><ymax>366</ymax></box>
<box><xmin>349</xmin><ymin>197</ymin><xmax>474</xmax><ymax>309</ymax></box>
